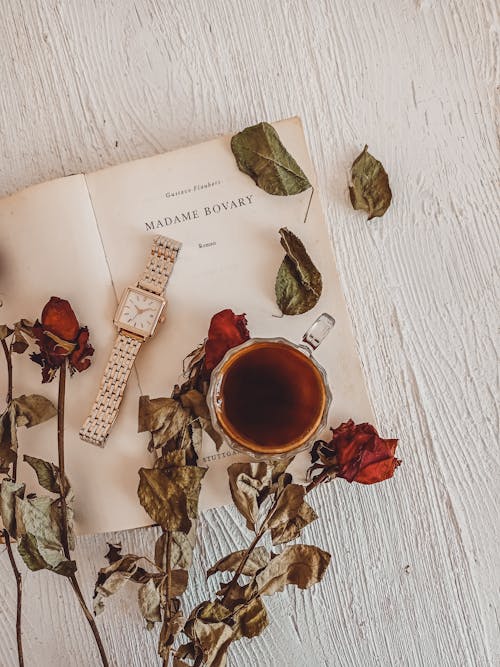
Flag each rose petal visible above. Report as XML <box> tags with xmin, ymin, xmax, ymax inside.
<box><xmin>41</xmin><ymin>297</ymin><xmax>80</xmax><ymax>341</ymax></box>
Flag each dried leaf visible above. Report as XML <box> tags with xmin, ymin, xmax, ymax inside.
<box><xmin>216</xmin><ymin>581</ymin><xmax>257</xmax><ymax>610</ymax></box>
<box><xmin>155</xmin><ymin>526</ymin><xmax>196</xmax><ymax>570</ymax></box>
<box><xmin>138</xmin><ymin>395</ymin><xmax>190</xmax><ymax>448</ymax></box>
<box><xmin>0</xmin><ymin>406</ymin><xmax>17</xmax><ymax>475</ymax></box>
<box><xmin>231</xmin><ymin>122</ymin><xmax>311</xmax><ymax>196</ymax></box>
<box><xmin>275</xmin><ymin>227</ymin><xmax>322</xmax><ymax>315</ymax></box>
<box><xmin>231</xmin><ymin>595</ymin><xmax>268</xmax><ymax>640</ymax></box>
<box><xmin>207</xmin><ymin>547</ymin><xmax>270</xmax><ymax>578</ymax></box>
<box><xmin>190</xmin><ymin>619</ymin><xmax>233</xmax><ymax>667</ymax></box>
<box><xmin>256</xmin><ymin>544</ymin><xmax>331</xmax><ymax>596</ymax></box>
<box><xmin>159</xmin><ymin>610</ymin><xmax>185</xmax><ymax>657</ymax></box>
<box><xmin>17</xmin><ymin>532</ymin><xmax>76</xmax><ymax>576</ymax></box>
<box><xmin>271</xmin><ymin>500</ymin><xmax>318</xmax><ymax>545</ymax></box>
<box><xmin>265</xmin><ymin>484</ymin><xmax>306</xmax><ymax>531</ymax></box>
<box><xmin>0</xmin><ymin>480</ymin><xmax>25</xmax><ymax>538</ymax></box>
<box><xmin>93</xmin><ymin>553</ymin><xmax>142</xmax><ymax>615</ymax></box>
<box><xmin>13</xmin><ymin>394</ymin><xmax>57</xmax><ymax>428</ymax></box>
<box><xmin>180</xmin><ymin>389</ymin><xmax>223</xmax><ymax>450</ymax></box>
<box><xmin>23</xmin><ymin>455</ymin><xmax>69</xmax><ymax>496</ymax></box>
<box><xmin>138</xmin><ymin>468</ymin><xmax>191</xmax><ymax>533</ymax></box>
<box><xmin>349</xmin><ymin>145</ymin><xmax>392</xmax><ymax>220</ymax></box>
<box><xmin>227</xmin><ymin>462</ymin><xmax>273</xmax><ymax>532</ymax></box>
<box><xmin>0</xmin><ymin>325</ymin><xmax>13</xmax><ymax>340</ymax></box>
<box><xmin>138</xmin><ymin>579</ymin><xmax>162</xmax><ymax>628</ymax></box>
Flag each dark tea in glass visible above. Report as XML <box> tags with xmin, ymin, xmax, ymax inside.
<box><xmin>214</xmin><ymin>341</ymin><xmax>327</xmax><ymax>455</ymax></box>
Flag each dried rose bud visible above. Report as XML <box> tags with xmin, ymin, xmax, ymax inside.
<box><xmin>203</xmin><ymin>309</ymin><xmax>250</xmax><ymax>374</ymax></box>
<box><xmin>309</xmin><ymin>420</ymin><xmax>400</xmax><ymax>485</ymax></box>
<box><xmin>30</xmin><ymin>296</ymin><xmax>94</xmax><ymax>382</ymax></box>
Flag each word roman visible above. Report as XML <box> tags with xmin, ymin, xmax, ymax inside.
<box><xmin>145</xmin><ymin>194</ymin><xmax>254</xmax><ymax>231</ymax></box>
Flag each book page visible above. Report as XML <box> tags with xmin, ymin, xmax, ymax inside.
<box><xmin>85</xmin><ymin>117</ymin><xmax>374</xmax><ymax>524</ymax></box>
<box><xmin>0</xmin><ymin>176</ymin><xmax>154</xmax><ymax>534</ymax></box>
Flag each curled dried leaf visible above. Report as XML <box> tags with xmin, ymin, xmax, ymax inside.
<box><xmin>138</xmin><ymin>579</ymin><xmax>162</xmax><ymax>628</ymax></box>
<box><xmin>227</xmin><ymin>462</ymin><xmax>273</xmax><ymax>532</ymax></box>
<box><xmin>23</xmin><ymin>455</ymin><xmax>70</xmax><ymax>496</ymax></box>
<box><xmin>270</xmin><ymin>500</ymin><xmax>318</xmax><ymax>545</ymax></box>
<box><xmin>0</xmin><ymin>325</ymin><xmax>13</xmax><ymax>340</ymax></box>
<box><xmin>18</xmin><ymin>532</ymin><xmax>76</xmax><ymax>576</ymax></box>
<box><xmin>264</xmin><ymin>483</ymin><xmax>306</xmax><ymax>531</ymax></box>
<box><xmin>180</xmin><ymin>389</ymin><xmax>223</xmax><ymax>450</ymax></box>
<box><xmin>349</xmin><ymin>145</ymin><xmax>392</xmax><ymax>220</ymax></box>
<box><xmin>138</xmin><ymin>395</ymin><xmax>190</xmax><ymax>448</ymax></box>
<box><xmin>275</xmin><ymin>228</ymin><xmax>322</xmax><ymax>315</ymax></box>
<box><xmin>231</xmin><ymin>122</ymin><xmax>311</xmax><ymax>196</ymax></box>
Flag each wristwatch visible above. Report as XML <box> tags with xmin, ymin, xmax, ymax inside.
<box><xmin>79</xmin><ymin>235</ymin><xmax>181</xmax><ymax>447</ymax></box>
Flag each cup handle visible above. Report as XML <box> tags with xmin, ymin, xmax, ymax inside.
<box><xmin>300</xmin><ymin>313</ymin><xmax>335</xmax><ymax>354</ymax></box>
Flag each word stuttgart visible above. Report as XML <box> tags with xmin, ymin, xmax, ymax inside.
<box><xmin>145</xmin><ymin>194</ymin><xmax>254</xmax><ymax>231</ymax></box>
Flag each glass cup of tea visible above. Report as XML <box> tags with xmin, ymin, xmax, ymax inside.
<box><xmin>207</xmin><ymin>313</ymin><xmax>335</xmax><ymax>460</ymax></box>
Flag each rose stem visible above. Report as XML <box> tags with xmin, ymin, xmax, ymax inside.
<box><xmin>1</xmin><ymin>338</ymin><xmax>24</xmax><ymax>667</ymax></box>
<box><xmin>56</xmin><ymin>362</ymin><xmax>109</xmax><ymax>667</ymax></box>
<box><xmin>161</xmin><ymin>530</ymin><xmax>173</xmax><ymax>667</ymax></box>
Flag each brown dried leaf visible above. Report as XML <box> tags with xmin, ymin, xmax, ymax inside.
<box><xmin>93</xmin><ymin>553</ymin><xmax>142</xmax><ymax>615</ymax></box>
<box><xmin>190</xmin><ymin>619</ymin><xmax>233</xmax><ymax>667</ymax></box>
<box><xmin>155</xmin><ymin>527</ymin><xmax>196</xmax><ymax>570</ymax></box>
<box><xmin>180</xmin><ymin>389</ymin><xmax>223</xmax><ymax>450</ymax></box>
<box><xmin>0</xmin><ymin>405</ymin><xmax>18</xmax><ymax>473</ymax></box>
<box><xmin>256</xmin><ymin>544</ymin><xmax>331</xmax><ymax>596</ymax></box>
<box><xmin>138</xmin><ymin>468</ymin><xmax>191</xmax><ymax>532</ymax></box>
<box><xmin>231</xmin><ymin>122</ymin><xmax>311</xmax><ymax>196</ymax></box>
<box><xmin>23</xmin><ymin>455</ymin><xmax>70</xmax><ymax>496</ymax></box>
<box><xmin>227</xmin><ymin>461</ymin><xmax>273</xmax><ymax>532</ymax></box>
<box><xmin>0</xmin><ymin>480</ymin><xmax>25</xmax><ymax>538</ymax></box>
<box><xmin>207</xmin><ymin>546</ymin><xmax>270</xmax><ymax>578</ymax></box>
<box><xmin>231</xmin><ymin>595</ymin><xmax>268</xmax><ymax>640</ymax></box>
<box><xmin>13</xmin><ymin>394</ymin><xmax>57</xmax><ymax>428</ymax></box>
<box><xmin>138</xmin><ymin>396</ymin><xmax>190</xmax><ymax>448</ymax></box>
<box><xmin>138</xmin><ymin>579</ymin><xmax>162</xmax><ymax>628</ymax></box>
<box><xmin>18</xmin><ymin>532</ymin><xmax>76</xmax><ymax>576</ymax></box>
<box><xmin>271</xmin><ymin>500</ymin><xmax>318</xmax><ymax>545</ymax></box>
<box><xmin>159</xmin><ymin>610</ymin><xmax>185</xmax><ymax>657</ymax></box>
<box><xmin>0</xmin><ymin>325</ymin><xmax>13</xmax><ymax>340</ymax></box>
<box><xmin>275</xmin><ymin>228</ymin><xmax>322</xmax><ymax>315</ymax></box>
<box><xmin>264</xmin><ymin>484</ymin><xmax>306</xmax><ymax>531</ymax></box>
<box><xmin>349</xmin><ymin>145</ymin><xmax>392</xmax><ymax>220</ymax></box>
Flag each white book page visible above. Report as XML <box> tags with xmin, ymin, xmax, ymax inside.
<box><xmin>85</xmin><ymin>117</ymin><xmax>374</xmax><ymax>524</ymax></box>
<box><xmin>0</xmin><ymin>176</ymin><xmax>154</xmax><ymax>534</ymax></box>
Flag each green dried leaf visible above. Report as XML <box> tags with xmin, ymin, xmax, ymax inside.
<box><xmin>138</xmin><ymin>579</ymin><xmax>162</xmax><ymax>628</ymax></box>
<box><xmin>349</xmin><ymin>145</ymin><xmax>392</xmax><ymax>220</ymax></box>
<box><xmin>256</xmin><ymin>544</ymin><xmax>331</xmax><ymax>596</ymax></box>
<box><xmin>138</xmin><ymin>395</ymin><xmax>190</xmax><ymax>448</ymax></box>
<box><xmin>13</xmin><ymin>394</ymin><xmax>57</xmax><ymax>428</ymax></box>
<box><xmin>0</xmin><ymin>480</ymin><xmax>25</xmax><ymax>538</ymax></box>
<box><xmin>231</xmin><ymin>122</ymin><xmax>311</xmax><ymax>196</ymax></box>
<box><xmin>271</xmin><ymin>500</ymin><xmax>318</xmax><ymax>545</ymax></box>
<box><xmin>0</xmin><ymin>325</ymin><xmax>13</xmax><ymax>340</ymax></box>
<box><xmin>180</xmin><ymin>389</ymin><xmax>223</xmax><ymax>450</ymax></box>
<box><xmin>17</xmin><ymin>532</ymin><xmax>76</xmax><ymax>576</ymax></box>
<box><xmin>0</xmin><ymin>405</ymin><xmax>18</xmax><ymax>474</ymax></box>
<box><xmin>23</xmin><ymin>455</ymin><xmax>69</xmax><ymax>496</ymax></box>
<box><xmin>138</xmin><ymin>468</ymin><xmax>191</xmax><ymax>533</ymax></box>
<box><xmin>227</xmin><ymin>462</ymin><xmax>273</xmax><ymax>532</ymax></box>
<box><xmin>207</xmin><ymin>547</ymin><xmax>270</xmax><ymax>578</ymax></box>
<box><xmin>275</xmin><ymin>227</ymin><xmax>322</xmax><ymax>315</ymax></box>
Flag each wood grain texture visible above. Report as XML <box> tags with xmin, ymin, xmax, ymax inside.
<box><xmin>0</xmin><ymin>1</ymin><xmax>498</xmax><ymax>665</ymax></box>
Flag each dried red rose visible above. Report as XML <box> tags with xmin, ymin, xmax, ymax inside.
<box><xmin>30</xmin><ymin>296</ymin><xmax>94</xmax><ymax>382</ymax></box>
<box><xmin>310</xmin><ymin>420</ymin><xmax>400</xmax><ymax>485</ymax></box>
<box><xmin>203</xmin><ymin>309</ymin><xmax>250</xmax><ymax>374</ymax></box>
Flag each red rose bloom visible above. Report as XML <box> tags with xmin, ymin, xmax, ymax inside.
<box><xmin>31</xmin><ymin>297</ymin><xmax>94</xmax><ymax>382</ymax></box>
<box><xmin>310</xmin><ymin>420</ymin><xmax>400</xmax><ymax>485</ymax></box>
<box><xmin>203</xmin><ymin>309</ymin><xmax>250</xmax><ymax>374</ymax></box>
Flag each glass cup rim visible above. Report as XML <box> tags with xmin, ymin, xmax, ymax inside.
<box><xmin>206</xmin><ymin>336</ymin><xmax>332</xmax><ymax>460</ymax></box>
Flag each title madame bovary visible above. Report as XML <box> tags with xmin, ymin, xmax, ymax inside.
<box><xmin>145</xmin><ymin>194</ymin><xmax>254</xmax><ymax>231</ymax></box>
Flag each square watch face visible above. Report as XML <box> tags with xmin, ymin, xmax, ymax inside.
<box><xmin>115</xmin><ymin>288</ymin><xmax>165</xmax><ymax>337</ymax></box>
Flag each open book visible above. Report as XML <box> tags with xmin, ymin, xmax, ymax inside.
<box><xmin>0</xmin><ymin>117</ymin><xmax>373</xmax><ymax>534</ymax></box>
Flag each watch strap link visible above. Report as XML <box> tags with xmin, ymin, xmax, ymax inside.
<box><xmin>137</xmin><ymin>235</ymin><xmax>181</xmax><ymax>295</ymax></box>
<box><xmin>79</xmin><ymin>332</ymin><xmax>141</xmax><ymax>447</ymax></box>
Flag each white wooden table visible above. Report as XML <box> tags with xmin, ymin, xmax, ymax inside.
<box><xmin>0</xmin><ymin>2</ymin><xmax>498</xmax><ymax>665</ymax></box>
